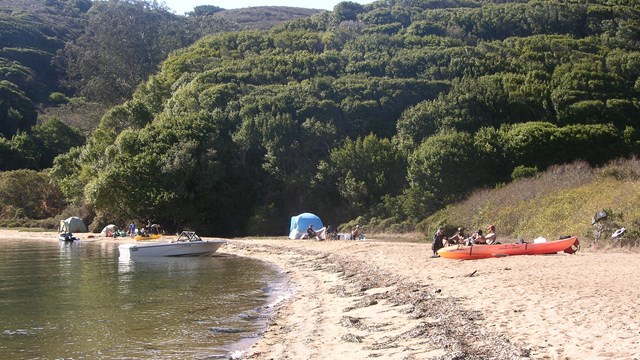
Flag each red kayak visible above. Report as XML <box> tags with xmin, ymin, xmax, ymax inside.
<box><xmin>437</xmin><ymin>236</ymin><xmax>580</xmax><ymax>260</ymax></box>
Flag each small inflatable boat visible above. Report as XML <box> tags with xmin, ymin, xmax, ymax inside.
<box><xmin>59</xmin><ymin>232</ymin><xmax>80</xmax><ymax>242</ymax></box>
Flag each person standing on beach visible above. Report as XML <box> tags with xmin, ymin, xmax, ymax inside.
<box><xmin>129</xmin><ymin>221</ymin><xmax>135</xmax><ymax>237</ymax></box>
<box><xmin>432</xmin><ymin>227</ymin><xmax>446</xmax><ymax>256</ymax></box>
<box><xmin>351</xmin><ymin>224</ymin><xmax>361</xmax><ymax>240</ymax></box>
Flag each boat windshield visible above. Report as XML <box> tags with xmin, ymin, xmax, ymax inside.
<box><xmin>176</xmin><ymin>231</ymin><xmax>202</xmax><ymax>242</ymax></box>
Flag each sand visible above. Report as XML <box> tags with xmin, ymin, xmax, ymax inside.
<box><xmin>223</xmin><ymin>238</ymin><xmax>640</xmax><ymax>360</ymax></box>
<box><xmin>3</xmin><ymin>230</ymin><xmax>639</xmax><ymax>359</ymax></box>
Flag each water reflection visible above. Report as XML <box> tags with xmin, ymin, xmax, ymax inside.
<box><xmin>0</xmin><ymin>239</ymin><xmax>287</xmax><ymax>359</ymax></box>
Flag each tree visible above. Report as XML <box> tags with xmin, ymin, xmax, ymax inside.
<box><xmin>188</xmin><ymin>5</ymin><xmax>224</xmax><ymax>17</ymax></box>
<box><xmin>32</xmin><ymin>118</ymin><xmax>85</xmax><ymax>169</ymax></box>
<box><xmin>328</xmin><ymin>134</ymin><xmax>406</xmax><ymax>214</ymax></box>
<box><xmin>406</xmin><ymin>131</ymin><xmax>491</xmax><ymax>218</ymax></box>
<box><xmin>59</xmin><ymin>0</ymin><xmax>190</xmax><ymax>104</ymax></box>
<box><xmin>0</xmin><ymin>169</ymin><xmax>64</xmax><ymax>219</ymax></box>
<box><xmin>333</xmin><ymin>1</ymin><xmax>366</xmax><ymax>24</ymax></box>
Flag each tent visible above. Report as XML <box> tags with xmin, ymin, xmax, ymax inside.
<box><xmin>289</xmin><ymin>213</ymin><xmax>323</xmax><ymax>239</ymax></box>
<box><xmin>59</xmin><ymin>216</ymin><xmax>87</xmax><ymax>233</ymax></box>
<box><xmin>100</xmin><ymin>224</ymin><xmax>117</xmax><ymax>236</ymax></box>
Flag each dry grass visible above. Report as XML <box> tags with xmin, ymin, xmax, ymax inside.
<box><xmin>420</xmin><ymin>158</ymin><xmax>640</xmax><ymax>247</ymax></box>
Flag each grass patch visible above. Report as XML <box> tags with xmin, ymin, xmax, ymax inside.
<box><xmin>419</xmin><ymin>158</ymin><xmax>640</xmax><ymax>248</ymax></box>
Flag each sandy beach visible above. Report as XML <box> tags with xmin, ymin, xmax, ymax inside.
<box><xmin>223</xmin><ymin>238</ymin><xmax>640</xmax><ymax>360</ymax></box>
<box><xmin>3</xmin><ymin>230</ymin><xmax>639</xmax><ymax>359</ymax></box>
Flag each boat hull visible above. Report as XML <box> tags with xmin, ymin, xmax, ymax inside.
<box><xmin>119</xmin><ymin>240</ymin><xmax>225</xmax><ymax>258</ymax></box>
<box><xmin>437</xmin><ymin>236</ymin><xmax>579</xmax><ymax>260</ymax></box>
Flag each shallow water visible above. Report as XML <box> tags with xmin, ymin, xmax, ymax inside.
<box><xmin>0</xmin><ymin>238</ymin><xmax>288</xmax><ymax>359</ymax></box>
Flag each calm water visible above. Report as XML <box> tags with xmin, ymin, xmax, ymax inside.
<box><xmin>0</xmin><ymin>238</ymin><xmax>289</xmax><ymax>359</ymax></box>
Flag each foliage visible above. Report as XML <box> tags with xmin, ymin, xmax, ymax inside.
<box><xmin>0</xmin><ymin>80</ymin><xmax>38</xmax><ymax>138</ymax></box>
<box><xmin>0</xmin><ymin>118</ymin><xmax>84</xmax><ymax>171</ymax></box>
<box><xmin>4</xmin><ymin>0</ymin><xmax>640</xmax><ymax>239</ymax></box>
<box><xmin>189</xmin><ymin>5</ymin><xmax>225</xmax><ymax>17</ymax></box>
<box><xmin>0</xmin><ymin>0</ymin><xmax>90</xmax><ymax>138</ymax></box>
<box><xmin>0</xmin><ymin>169</ymin><xmax>65</xmax><ymax>220</ymax></box>
<box><xmin>58</xmin><ymin>0</ymin><xmax>189</xmax><ymax>104</ymax></box>
<box><xmin>326</xmin><ymin>134</ymin><xmax>406</xmax><ymax>216</ymax></box>
<box><xmin>406</xmin><ymin>130</ymin><xmax>492</xmax><ymax>219</ymax></box>
<box><xmin>511</xmin><ymin>165</ymin><xmax>538</xmax><ymax>181</ymax></box>
<box><xmin>49</xmin><ymin>92</ymin><xmax>70</xmax><ymax>104</ymax></box>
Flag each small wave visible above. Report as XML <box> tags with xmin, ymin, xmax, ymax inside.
<box><xmin>209</xmin><ymin>327</ymin><xmax>245</xmax><ymax>334</ymax></box>
<box><xmin>3</xmin><ymin>329</ymin><xmax>33</xmax><ymax>336</ymax></box>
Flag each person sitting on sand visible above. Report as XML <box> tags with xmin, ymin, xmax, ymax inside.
<box><xmin>301</xmin><ymin>225</ymin><xmax>327</xmax><ymax>240</ymax></box>
<box><xmin>485</xmin><ymin>224</ymin><xmax>497</xmax><ymax>244</ymax></box>
<box><xmin>315</xmin><ymin>226</ymin><xmax>327</xmax><ymax>241</ymax></box>
<box><xmin>303</xmin><ymin>224</ymin><xmax>317</xmax><ymax>240</ymax></box>
<box><xmin>466</xmin><ymin>229</ymin><xmax>486</xmax><ymax>245</ymax></box>
<box><xmin>325</xmin><ymin>225</ymin><xmax>337</xmax><ymax>240</ymax></box>
<box><xmin>446</xmin><ymin>227</ymin><xmax>466</xmax><ymax>246</ymax></box>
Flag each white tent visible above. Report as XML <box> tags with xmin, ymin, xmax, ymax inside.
<box><xmin>100</xmin><ymin>224</ymin><xmax>117</xmax><ymax>236</ymax></box>
<box><xmin>59</xmin><ymin>216</ymin><xmax>88</xmax><ymax>233</ymax></box>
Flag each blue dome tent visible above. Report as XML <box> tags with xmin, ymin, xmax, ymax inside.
<box><xmin>289</xmin><ymin>213</ymin><xmax>323</xmax><ymax>239</ymax></box>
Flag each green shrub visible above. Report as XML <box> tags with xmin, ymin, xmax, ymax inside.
<box><xmin>49</xmin><ymin>92</ymin><xmax>70</xmax><ymax>104</ymax></box>
<box><xmin>511</xmin><ymin>165</ymin><xmax>538</xmax><ymax>181</ymax></box>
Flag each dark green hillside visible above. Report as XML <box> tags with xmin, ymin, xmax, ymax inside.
<box><xmin>0</xmin><ymin>0</ymin><xmax>317</xmax><ymax>174</ymax></box>
<box><xmin>0</xmin><ymin>0</ymin><xmax>636</xmax><ymax>240</ymax></box>
<box><xmin>0</xmin><ymin>0</ymin><xmax>90</xmax><ymax>137</ymax></box>
<box><xmin>48</xmin><ymin>0</ymin><xmax>640</xmax><ymax>236</ymax></box>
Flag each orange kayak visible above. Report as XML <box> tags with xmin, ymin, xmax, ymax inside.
<box><xmin>437</xmin><ymin>236</ymin><xmax>580</xmax><ymax>260</ymax></box>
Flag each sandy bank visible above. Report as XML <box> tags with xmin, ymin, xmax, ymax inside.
<box><xmin>222</xmin><ymin>238</ymin><xmax>640</xmax><ymax>359</ymax></box>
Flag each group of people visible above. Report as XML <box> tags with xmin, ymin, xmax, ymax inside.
<box><xmin>303</xmin><ymin>224</ymin><xmax>362</xmax><ymax>241</ymax></box>
<box><xmin>432</xmin><ymin>224</ymin><xmax>497</xmax><ymax>256</ymax></box>
<box><xmin>128</xmin><ymin>220</ymin><xmax>161</xmax><ymax>237</ymax></box>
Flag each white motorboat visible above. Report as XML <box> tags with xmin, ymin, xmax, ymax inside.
<box><xmin>118</xmin><ymin>231</ymin><xmax>225</xmax><ymax>258</ymax></box>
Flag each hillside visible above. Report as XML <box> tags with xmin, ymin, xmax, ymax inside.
<box><xmin>0</xmin><ymin>0</ymin><xmax>320</xmax><ymax>169</ymax></box>
<box><xmin>211</xmin><ymin>7</ymin><xmax>321</xmax><ymax>30</ymax></box>
<box><xmin>1</xmin><ymin>0</ymin><xmax>640</xmax><ymax>241</ymax></box>
<box><xmin>417</xmin><ymin>158</ymin><xmax>640</xmax><ymax>248</ymax></box>
<box><xmin>41</xmin><ymin>0</ymin><xmax>639</xmax><ymax>237</ymax></box>
<box><xmin>0</xmin><ymin>0</ymin><xmax>89</xmax><ymax>136</ymax></box>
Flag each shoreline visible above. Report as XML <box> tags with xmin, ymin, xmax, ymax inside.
<box><xmin>2</xmin><ymin>230</ymin><xmax>639</xmax><ymax>358</ymax></box>
<box><xmin>222</xmin><ymin>238</ymin><xmax>640</xmax><ymax>359</ymax></box>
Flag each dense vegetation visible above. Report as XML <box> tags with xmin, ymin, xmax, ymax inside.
<box><xmin>0</xmin><ymin>0</ymin><xmax>317</xmax><ymax>166</ymax></box>
<box><xmin>2</xmin><ymin>0</ymin><xmax>640</xmax><ymax>242</ymax></box>
<box><xmin>0</xmin><ymin>0</ymin><xmax>89</xmax><ymax>138</ymax></box>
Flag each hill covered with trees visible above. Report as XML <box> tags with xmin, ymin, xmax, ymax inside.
<box><xmin>45</xmin><ymin>0</ymin><xmax>640</xmax><ymax>237</ymax></box>
<box><xmin>2</xmin><ymin>0</ymin><xmax>640</xmax><ymax>240</ymax></box>
<box><xmin>0</xmin><ymin>0</ymin><xmax>319</xmax><ymax>171</ymax></box>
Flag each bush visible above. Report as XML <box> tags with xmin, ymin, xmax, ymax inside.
<box><xmin>49</xmin><ymin>92</ymin><xmax>70</xmax><ymax>104</ymax></box>
<box><xmin>511</xmin><ymin>165</ymin><xmax>538</xmax><ymax>181</ymax></box>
